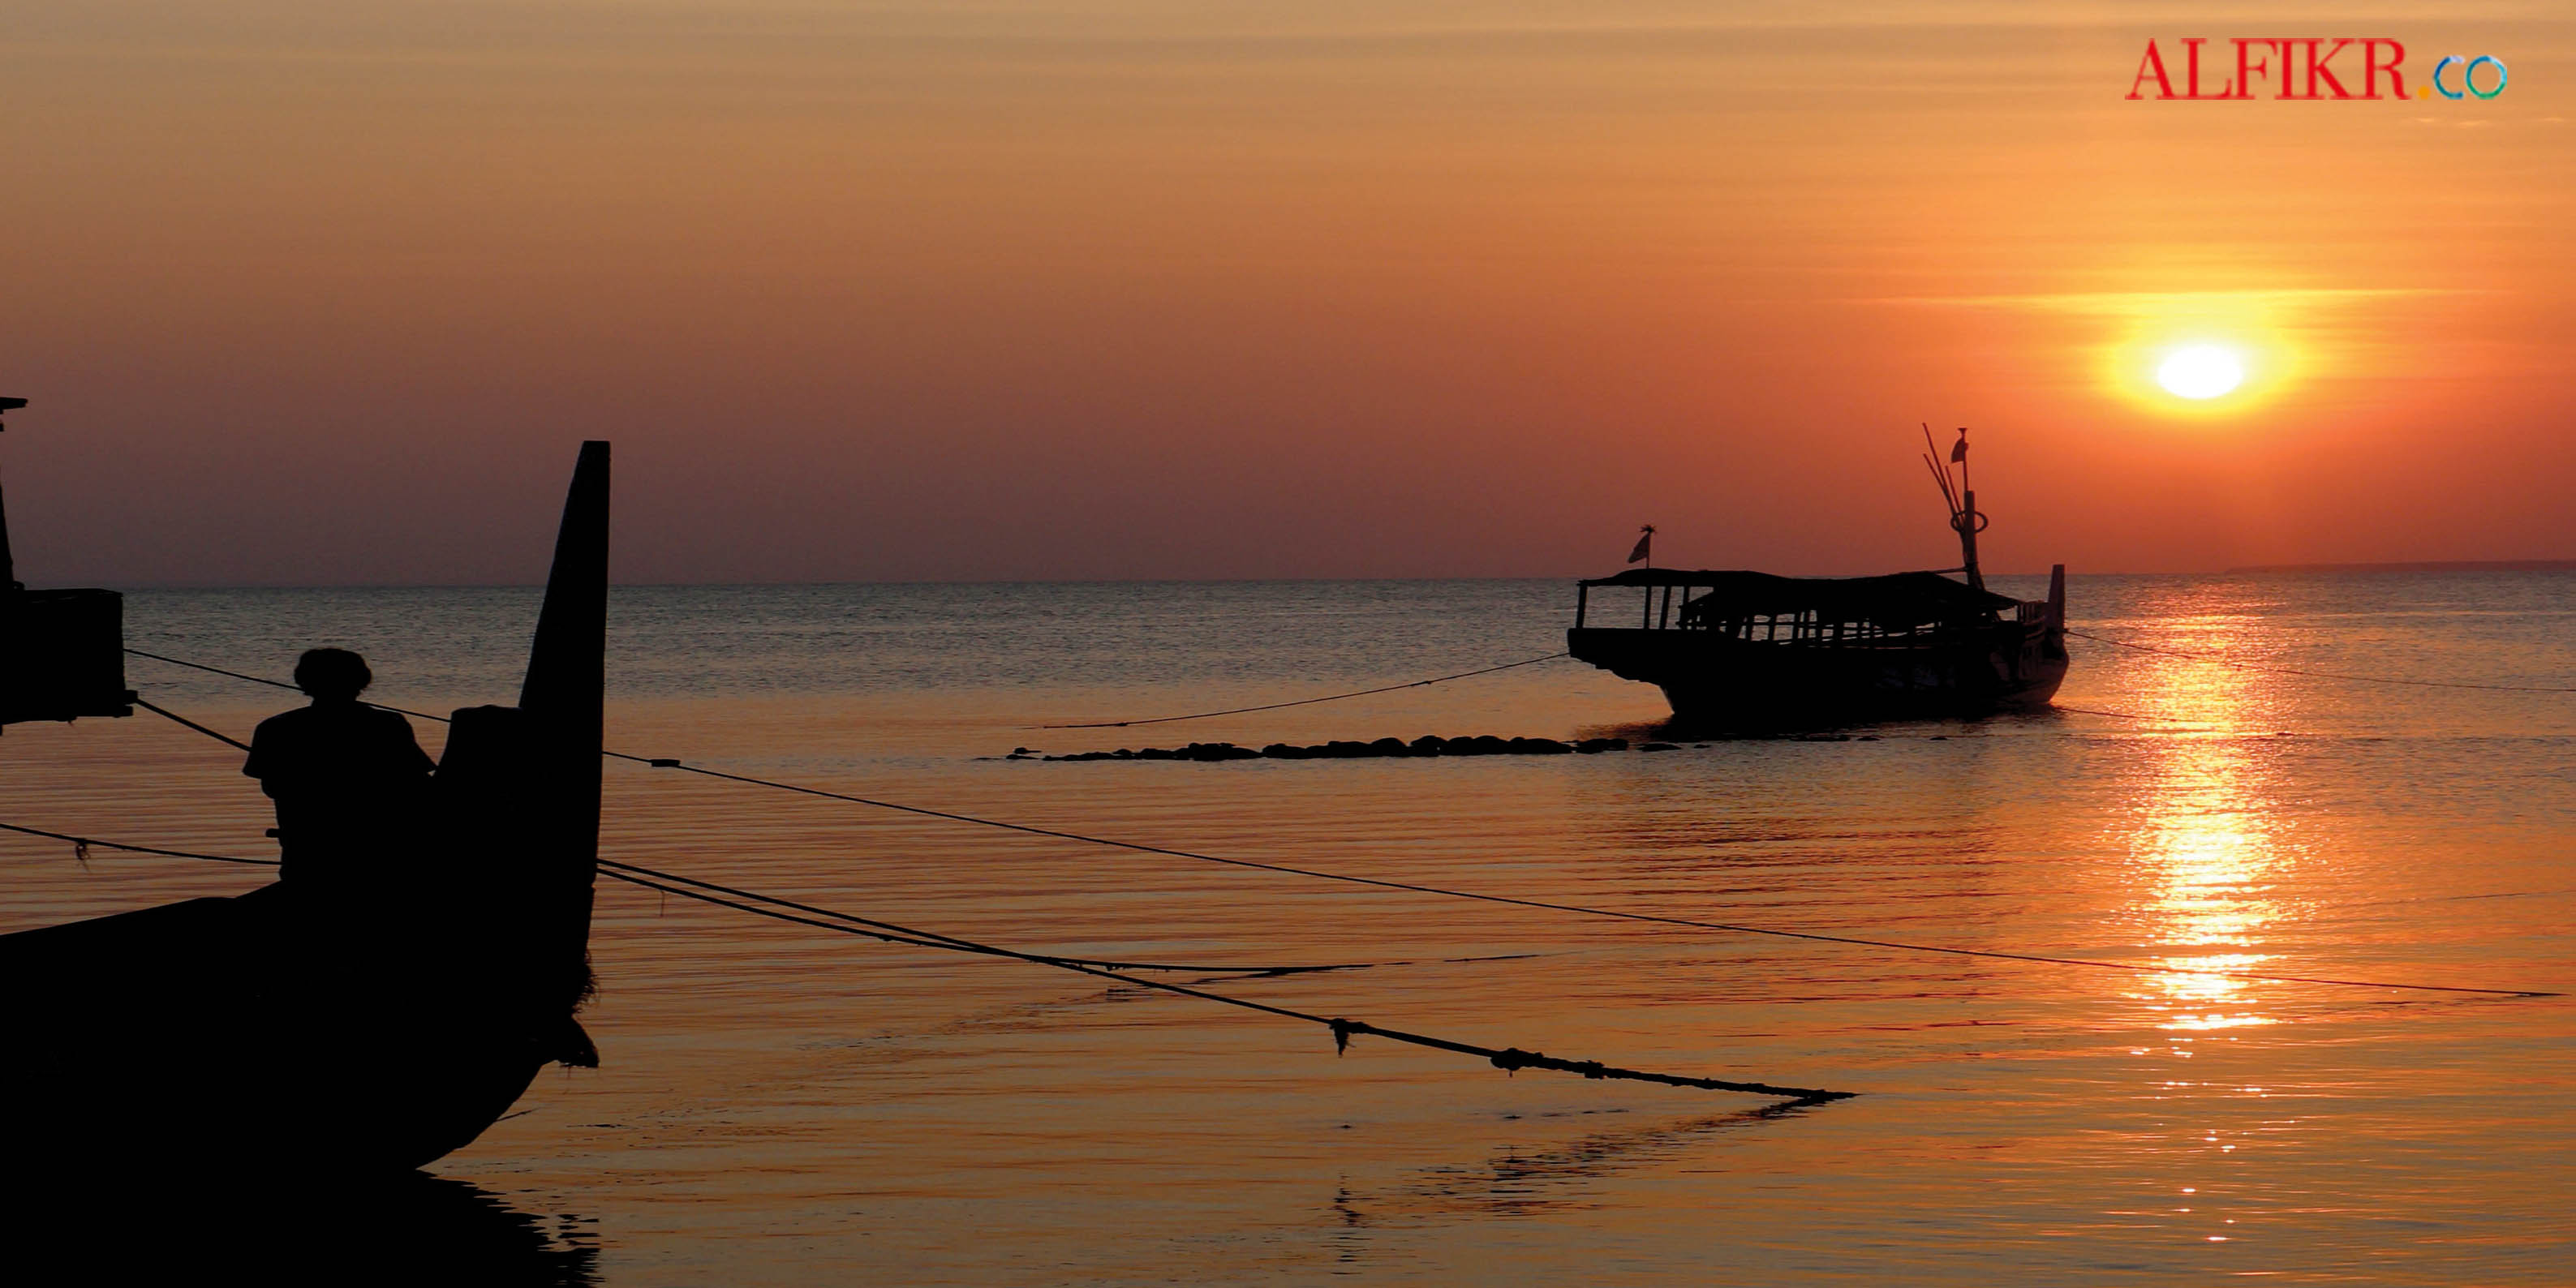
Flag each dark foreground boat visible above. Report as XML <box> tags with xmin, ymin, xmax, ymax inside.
<box><xmin>1567</xmin><ymin>430</ymin><xmax>2067</xmax><ymax>728</ymax></box>
<box><xmin>0</xmin><ymin>423</ymin><xmax>609</xmax><ymax>1174</ymax></box>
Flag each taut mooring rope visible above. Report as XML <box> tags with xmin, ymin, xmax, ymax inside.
<box><xmin>118</xmin><ymin>649</ymin><xmax>2561</xmax><ymax>998</ymax></box>
<box><xmin>594</xmin><ymin>857</ymin><xmax>1536</xmax><ymax>979</ymax></box>
<box><xmin>131</xmin><ymin>697</ymin><xmax>252</xmax><ymax>751</ymax></box>
<box><xmin>0</xmin><ymin>809</ymin><xmax>1430</xmax><ymax>977</ymax></box>
<box><xmin>0</xmin><ymin>819</ymin><xmax>280</xmax><ymax>866</ymax></box>
<box><xmin>591</xmin><ymin>860</ymin><xmax>1848</xmax><ymax>1100</ymax></box>
<box><xmin>123</xmin><ymin>648</ymin><xmax>338</xmax><ymax>702</ymax></box>
<box><xmin>0</xmin><ymin>815</ymin><xmax>1849</xmax><ymax>1101</ymax></box>
<box><xmin>630</xmin><ymin>761</ymin><xmax>2556</xmax><ymax>998</ymax></box>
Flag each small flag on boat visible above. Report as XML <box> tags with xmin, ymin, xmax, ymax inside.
<box><xmin>1627</xmin><ymin>525</ymin><xmax>1654</xmax><ymax>565</ymax></box>
<box><xmin>1950</xmin><ymin>430</ymin><xmax>1969</xmax><ymax>463</ymax></box>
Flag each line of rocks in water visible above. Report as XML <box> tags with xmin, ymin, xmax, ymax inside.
<box><xmin>1022</xmin><ymin>736</ymin><xmax>1664</xmax><ymax>762</ymax></box>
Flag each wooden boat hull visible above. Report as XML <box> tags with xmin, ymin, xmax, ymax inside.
<box><xmin>0</xmin><ymin>441</ymin><xmax>611</xmax><ymax>1174</ymax></box>
<box><xmin>0</xmin><ymin>888</ymin><xmax>576</xmax><ymax>1173</ymax></box>
<box><xmin>1568</xmin><ymin>619</ymin><xmax>2068</xmax><ymax>728</ymax></box>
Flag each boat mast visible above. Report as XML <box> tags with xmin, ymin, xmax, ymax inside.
<box><xmin>1920</xmin><ymin>423</ymin><xmax>1985</xmax><ymax>592</ymax></box>
<box><xmin>1952</xmin><ymin>427</ymin><xmax>1985</xmax><ymax>593</ymax></box>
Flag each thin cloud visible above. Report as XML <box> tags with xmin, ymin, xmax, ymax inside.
<box><xmin>1875</xmin><ymin>288</ymin><xmax>2472</xmax><ymax>317</ymax></box>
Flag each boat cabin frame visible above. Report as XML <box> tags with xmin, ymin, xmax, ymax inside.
<box><xmin>1573</xmin><ymin>569</ymin><xmax>2032</xmax><ymax>649</ymax></box>
<box><xmin>0</xmin><ymin>398</ymin><xmax>133</xmax><ymax>727</ymax></box>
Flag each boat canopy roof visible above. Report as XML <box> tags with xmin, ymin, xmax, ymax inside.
<box><xmin>1578</xmin><ymin>569</ymin><xmax>2021</xmax><ymax>620</ymax></box>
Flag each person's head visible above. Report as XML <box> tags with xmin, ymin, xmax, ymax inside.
<box><xmin>294</xmin><ymin>648</ymin><xmax>373</xmax><ymax>702</ymax></box>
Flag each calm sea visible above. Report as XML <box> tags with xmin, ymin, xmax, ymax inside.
<box><xmin>4</xmin><ymin>574</ymin><xmax>2572</xmax><ymax>1283</ymax></box>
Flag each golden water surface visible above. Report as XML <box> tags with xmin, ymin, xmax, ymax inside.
<box><xmin>4</xmin><ymin>575</ymin><xmax>2570</xmax><ymax>1282</ymax></box>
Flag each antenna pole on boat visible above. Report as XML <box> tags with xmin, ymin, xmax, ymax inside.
<box><xmin>0</xmin><ymin>397</ymin><xmax>24</xmax><ymax>592</ymax></box>
<box><xmin>1948</xmin><ymin>426</ymin><xmax>1983</xmax><ymax>592</ymax></box>
<box><xmin>1957</xmin><ymin>486</ymin><xmax>1984</xmax><ymax>592</ymax></box>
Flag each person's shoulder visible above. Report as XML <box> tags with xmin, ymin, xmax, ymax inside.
<box><xmin>359</xmin><ymin>705</ymin><xmax>426</xmax><ymax>741</ymax></box>
<box><xmin>252</xmin><ymin>707</ymin><xmax>316</xmax><ymax>738</ymax></box>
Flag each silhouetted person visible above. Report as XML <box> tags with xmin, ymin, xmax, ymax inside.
<box><xmin>243</xmin><ymin>648</ymin><xmax>434</xmax><ymax>895</ymax></box>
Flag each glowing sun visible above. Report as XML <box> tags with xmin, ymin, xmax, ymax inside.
<box><xmin>2156</xmin><ymin>344</ymin><xmax>2245</xmax><ymax>400</ymax></box>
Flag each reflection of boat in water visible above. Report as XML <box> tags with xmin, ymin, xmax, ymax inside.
<box><xmin>1567</xmin><ymin>429</ymin><xmax>2067</xmax><ymax>728</ymax></box>
<box><xmin>18</xmin><ymin>1171</ymin><xmax>600</xmax><ymax>1284</ymax></box>
<box><xmin>0</xmin><ymin>402</ymin><xmax>609</xmax><ymax>1172</ymax></box>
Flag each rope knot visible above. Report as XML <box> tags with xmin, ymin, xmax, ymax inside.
<box><xmin>1490</xmin><ymin>1046</ymin><xmax>1538</xmax><ymax>1075</ymax></box>
<box><xmin>1328</xmin><ymin>1018</ymin><xmax>1356</xmax><ymax>1055</ymax></box>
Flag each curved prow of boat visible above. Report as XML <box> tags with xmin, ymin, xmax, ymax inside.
<box><xmin>525</xmin><ymin>439</ymin><xmax>609</xmax><ymax>1017</ymax></box>
<box><xmin>0</xmin><ymin>440</ymin><xmax>613</xmax><ymax>1174</ymax></box>
<box><xmin>437</xmin><ymin>440</ymin><xmax>609</xmax><ymax>1039</ymax></box>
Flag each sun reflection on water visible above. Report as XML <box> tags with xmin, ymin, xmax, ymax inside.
<box><xmin>2118</xmin><ymin>613</ymin><xmax>2300</xmax><ymax>1033</ymax></box>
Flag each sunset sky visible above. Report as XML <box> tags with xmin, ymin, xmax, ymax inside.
<box><xmin>2</xmin><ymin>2</ymin><xmax>2570</xmax><ymax>584</ymax></box>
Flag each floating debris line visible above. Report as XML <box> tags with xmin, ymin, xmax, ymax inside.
<box><xmin>1017</xmin><ymin>733</ymin><xmax>1926</xmax><ymax>762</ymax></box>
<box><xmin>1032</xmin><ymin>650</ymin><xmax>1571</xmax><ymax>729</ymax></box>
<box><xmin>0</xmin><ymin>816</ymin><xmax>1849</xmax><ymax>1101</ymax></box>
<box><xmin>2049</xmin><ymin>705</ymin><xmax>2224</xmax><ymax>728</ymax></box>
<box><xmin>117</xmin><ymin>650</ymin><xmax>2563</xmax><ymax>998</ymax></box>
<box><xmin>1031</xmin><ymin>735</ymin><xmax>1638</xmax><ymax>762</ymax></box>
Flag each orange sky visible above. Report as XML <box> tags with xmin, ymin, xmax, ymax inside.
<box><xmin>2</xmin><ymin>2</ymin><xmax>2570</xmax><ymax>583</ymax></box>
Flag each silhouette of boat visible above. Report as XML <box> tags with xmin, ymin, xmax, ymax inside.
<box><xmin>0</xmin><ymin>397</ymin><xmax>131</xmax><ymax>726</ymax></box>
<box><xmin>1568</xmin><ymin>430</ymin><xmax>2067</xmax><ymax>728</ymax></box>
<box><xmin>0</xmin><ymin>408</ymin><xmax>609</xmax><ymax>1173</ymax></box>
